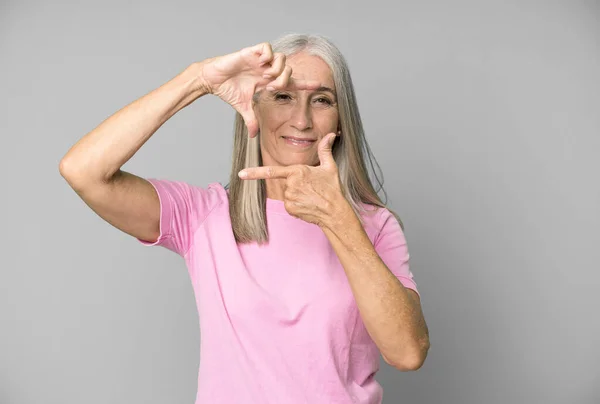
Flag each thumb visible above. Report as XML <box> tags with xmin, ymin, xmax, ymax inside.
<box><xmin>246</xmin><ymin>118</ymin><xmax>259</xmax><ymax>138</ymax></box>
<box><xmin>317</xmin><ymin>133</ymin><xmax>337</xmax><ymax>168</ymax></box>
<box><xmin>239</xmin><ymin>107</ymin><xmax>259</xmax><ymax>138</ymax></box>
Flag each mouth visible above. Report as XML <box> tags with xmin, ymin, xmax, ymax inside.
<box><xmin>282</xmin><ymin>136</ymin><xmax>317</xmax><ymax>147</ymax></box>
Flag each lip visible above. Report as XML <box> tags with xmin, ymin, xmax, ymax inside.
<box><xmin>282</xmin><ymin>136</ymin><xmax>317</xmax><ymax>148</ymax></box>
<box><xmin>282</xmin><ymin>136</ymin><xmax>317</xmax><ymax>142</ymax></box>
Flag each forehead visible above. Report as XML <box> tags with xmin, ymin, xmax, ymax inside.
<box><xmin>287</xmin><ymin>52</ymin><xmax>334</xmax><ymax>88</ymax></box>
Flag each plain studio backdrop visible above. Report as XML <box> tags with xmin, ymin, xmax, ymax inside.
<box><xmin>1</xmin><ymin>0</ymin><xmax>598</xmax><ymax>403</ymax></box>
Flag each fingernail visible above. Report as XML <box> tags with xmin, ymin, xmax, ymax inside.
<box><xmin>238</xmin><ymin>170</ymin><xmax>247</xmax><ymax>178</ymax></box>
<box><xmin>266</xmin><ymin>86</ymin><xmax>275</xmax><ymax>91</ymax></box>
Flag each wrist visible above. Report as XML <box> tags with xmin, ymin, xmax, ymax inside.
<box><xmin>321</xmin><ymin>194</ymin><xmax>356</xmax><ymax>232</ymax></box>
<box><xmin>183</xmin><ymin>62</ymin><xmax>211</xmax><ymax>97</ymax></box>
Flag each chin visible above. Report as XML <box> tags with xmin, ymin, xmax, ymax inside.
<box><xmin>280</xmin><ymin>155</ymin><xmax>317</xmax><ymax>167</ymax></box>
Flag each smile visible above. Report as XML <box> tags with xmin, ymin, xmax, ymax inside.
<box><xmin>282</xmin><ymin>136</ymin><xmax>317</xmax><ymax>147</ymax></box>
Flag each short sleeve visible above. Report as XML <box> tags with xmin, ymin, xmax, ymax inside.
<box><xmin>137</xmin><ymin>179</ymin><xmax>222</xmax><ymax>256</ymax></box>
<box><xmin>373</xmin><ymin>209</ymin><xmax>420</xmax><ymax>298</ymax></box>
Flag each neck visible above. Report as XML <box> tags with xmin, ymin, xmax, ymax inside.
<box><xmin>265</xmin><ymin>178</ymin><xmax>287</xmax><ymax>200</ymax></box>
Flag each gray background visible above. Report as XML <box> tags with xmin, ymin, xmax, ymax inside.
<box><xmin>1</xmin><ymin>0</ymin><xmax>598</xmax><ymax>403</ymax></box>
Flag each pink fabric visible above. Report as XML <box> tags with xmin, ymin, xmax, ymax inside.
<box><xmin>138</xmin><ymin>179</ymin><xmax>420</xmax><ymax>404</ymax></box>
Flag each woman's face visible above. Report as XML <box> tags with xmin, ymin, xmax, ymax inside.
<box><xmin>253</xmin><ymin>52</ymin><xmax>339</xmax><ymax>168</ymax></box>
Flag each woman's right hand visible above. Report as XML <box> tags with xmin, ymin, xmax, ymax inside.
<box><xmin>199</xmin><ymin>42</ymin><xmax>321</xmax><ymax>138</ymax></box>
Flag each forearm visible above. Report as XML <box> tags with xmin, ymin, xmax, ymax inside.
<box><xmin>59</xmin><ymin>62</ymin><xmax>208</xmax><ymax>186</ymax></box>
<box><xmin>321</xmin><ymin>201</ymin><xmax>430</xmax><ymax>369</ymax></box>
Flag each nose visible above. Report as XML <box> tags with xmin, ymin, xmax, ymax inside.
<box><xmin>290</xmin><ymin>101</ymin><xmax>312</xmax><ymax>131</ymax></box>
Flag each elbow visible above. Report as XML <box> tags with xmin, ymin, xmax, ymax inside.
<box><xmin>407</xmin><ymin>343</ymin><xmax>430</xmax><ymax>371</ymax></box>
<box><xmin>385</xmin><ymin>338</ymin><xmax>430</xmax><ymax>372</ymax></box>
<box><xmin>59</xmin><ymin>157</ymin><xmax>77</xmax><ymax>183</ymax></box>
<box><xmin>59</xmin><ymin>155</ymin><xmax>84</xmax><ymax>181</ymax></box>
<box><xmin>59</xmin><ymin>157</ymin><xmax>86</xmax><ymax>189</ymax></box>
<box><xmin>59</xmin><ymin>157</ymin><xmax>108</xmax><ymax>190</ymax></box>
<box><xmin>58</xmin><ymin>155</ymin><xmax>68</xmax><ymax>174</ymax></box>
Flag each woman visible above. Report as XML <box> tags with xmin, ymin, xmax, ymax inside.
<box><xmin>60</xmin><ymin>33</ymin><xmax>430</xmax><ymax>404</ymax></box>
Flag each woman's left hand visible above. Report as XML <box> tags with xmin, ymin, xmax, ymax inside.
<box><xmin>238</xmin><ymin>133</ymin><xmax>348</xmax><ymax>228</ymax></box>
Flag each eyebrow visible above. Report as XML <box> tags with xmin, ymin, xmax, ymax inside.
<box><xmin>259</xmin><ymin>86</ymin><xmax>337</xmax><ymax>99</ymax></box>
<box><xmin>314</xmin><ymin>86</ymin><xmax>336</xmax><ymax>96</ymax></box>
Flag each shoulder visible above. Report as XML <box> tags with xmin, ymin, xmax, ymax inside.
<box><xmin>147</xmin><ymin>178</ymin><xmax>228</xmax><ymax>211</ymax></box>
<box><xmin>358</xmin><ymin>202</ymin><xmax>396</xmax><ymax>226</ymax></box>
<box><xmin>358</xmin><ymin>203</ymin><xmax>402</xmax><ymax>244</ymax></box>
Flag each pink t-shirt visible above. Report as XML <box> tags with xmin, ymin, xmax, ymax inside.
<box><xmin>138</xmin><ymin>179</ymin><xmax>420</xmax><ymax>404</ymax></box>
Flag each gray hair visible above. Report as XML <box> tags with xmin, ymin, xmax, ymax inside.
<box><xmin>226</xmin><ymin>33</ymin><xmax>402</xmax><ymax>244</ymax></box>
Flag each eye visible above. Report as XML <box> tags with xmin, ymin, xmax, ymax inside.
<box><xmin>314</xmin><ymin>97</ymin><xmax>332</xmax><ymax>105</ymax></box>
<box><xmin>274</xmin><ymin>93</ymin><xmax>291</xmax><ymax>100</ymax></box>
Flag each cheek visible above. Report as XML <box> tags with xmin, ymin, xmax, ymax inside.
<box><xmin>316</xmin><ymin>110</ymin><xmax>339</xmax><ymax>131</ymax></box>
<box><xmin>258</xmin><ymin>104</ymin><xmax>291</xmax><ymax>127</ymax></box>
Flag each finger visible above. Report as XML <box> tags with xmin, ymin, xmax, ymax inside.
<box><xmin>317</xmin><ymin>133</ymin><xmax>337</xmax><ymax>169</ymax></box>
<box><xmin>286</xmin><ymin>76</ymin><xmax>322</xmax><ymax>91</ymax></box>
<box><xmin>246</xmin><ymin>120</ymin><xmax>259</xmax><ymax>138</ymax></box>
<box><xmin>246</xmin><ymin>42</ymin><xmax>273</xmax><ymax>66</ymax></box>
<box><xmin>262</xmin><ymin>53</ymin><xmax>285</xmax><ymax>78</ymax></box>
<box><xmin>262</xmin><ymin>74</ymin><xmax>322</xmax><ymax>93</ymax></box>
<box><xmin>239</xmin><ymin>107</ymin><xmax>259</xmax><ymax>138</ymax></box>
<box><xmin>238</xmin><ymin>165</ymin><xmax>296</xmax><ymax>180</ymax></box>
<box><xmin>266</xmin><ymin>70</ymin><xmax>321</xmax><ymax>92</ymax></box>
<box><xmin>266</xmin><ymin>65</ymin><xmax>292</xmax><ymax>91</ymax></box>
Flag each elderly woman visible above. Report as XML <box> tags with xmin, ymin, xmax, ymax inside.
<box><xmin>59</xmin><ymin>33</ymin><xmax>430</xmax><ymax>404</ymax></box>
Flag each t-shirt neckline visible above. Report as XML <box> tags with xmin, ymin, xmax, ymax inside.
<box><xmin>266</xmin><ymin>197</ymin><xmax>288</xmax><ymax>214</ymax></box>
<box><xmin>223</xmin><ymin>184</ymin><xmax>289</xmax><ymax>214</ymax></box>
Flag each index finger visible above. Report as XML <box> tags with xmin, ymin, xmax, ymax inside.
<box><xmin>238</xmin><ymin>165</ymin><xmax>296</xmax><ymax>180</ymax></box>
<box><xmin>264</xmin><ymin>77</ymin><xmax>322</xmax><ymax>92</ymax></box>
<box><xmin>288</xmin><ymin>76</ymin><xmax>322</xmax><ymax>91</ymax></box>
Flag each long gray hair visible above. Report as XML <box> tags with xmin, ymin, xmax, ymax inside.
<box><xmin>226</xmin><ymin>33</ymin><xmax>403</xmax><ymax>244</ymax></box>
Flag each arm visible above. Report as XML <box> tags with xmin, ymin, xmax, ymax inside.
<box><xmin>59</xmin><ymin>63</ymin><xmax>209</xmax><ymax>242</ymax></box>
<box><xmin>321</xmin><ymin>199</ymin><xmax>430</xmax><ymax>371</ymax></box>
